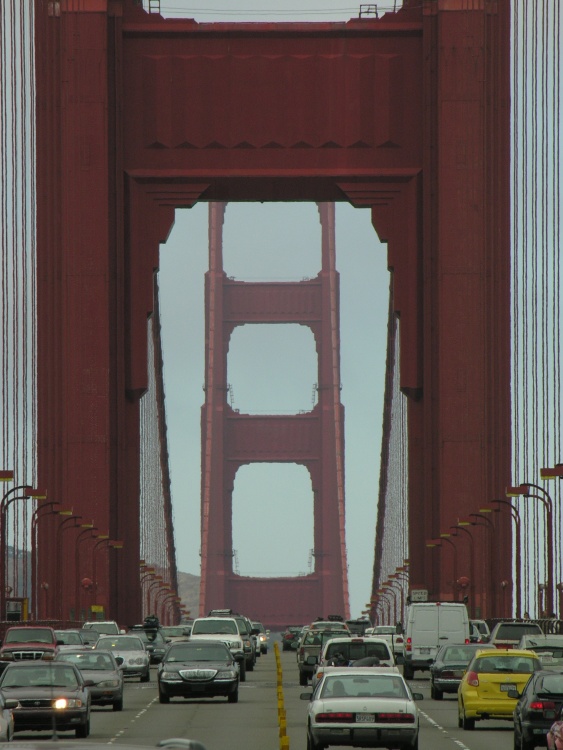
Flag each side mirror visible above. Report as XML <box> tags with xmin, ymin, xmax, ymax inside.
<box><xmin>115</xmin><ymin>656</ymin><xmax>124</xmax><ymax>666</ymax></box>
<box><xmin>395</xmin><ymin>622</ymin><xmax>403</xmax><ymax>634</ymax></box>
<box><xmin>306</xmin><ymin>655</ymin><xmax>318</xmax><ymax>666</ymax></box>
<box><xmin>291</xmin><ymin>641</ymin><xmax>299</xmax><ymax>649</ymax></box>
<box><xmin>250</xmin><ymin>628</ymin><xmax>260</xmax><ymax>636</ymax></box>
<box><xmin>4</xmin><ymin>699</ymin><xmax>18</xmax><ymax>710</ymax></box>
<box><xmin>300</xmin><ymin>692</ymin><xmax>313</xmax><ymax>700</ymax></box>
<box><xmin>83</xmin><ymin>679</ymin><xmax>95</xmax><ymax>687</ymax></box>
<box><xmin>507</xmin><ymin>688</ymin><xmax>520</xmax><ymax>699</ymax></box>
<box><xmin>412</xmin><ymin>692</ymin><xmax>424</xmax><ymax>700</ymax></box>
<box><xmin>56</xmin><ymin>640</ymin><xmax>65</xmax><ymax>646</ymax></box>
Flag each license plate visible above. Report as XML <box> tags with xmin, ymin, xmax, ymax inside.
<box><xmin>500</xmin><ymin>683</ymin><xmax>516</xmax><ymax>692</ymax></box>
<box><xmin>356</xmin><ymin>713</ymin><xmax>375</xmax><ymax>723</ymax></box>
<box><xmin>419</xmin><ymin>648</ymin><xmax>431</xmax><ymax>654</ymax></box>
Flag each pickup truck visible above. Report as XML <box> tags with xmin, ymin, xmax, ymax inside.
<box><xmin>0</xmin><ymin>625</ymin><xmax>61</xmax><ymax>670</ymax></box>
<box><xmin>296</xmin><ymin>629</ymin><xmax>352</xmax><ymax>686</ymax></box>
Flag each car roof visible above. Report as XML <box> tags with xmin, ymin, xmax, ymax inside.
<box><xmin>319</xmin><ymin>666</ymin><xmax>404</xmax><ymax>677</ymax></box>
<box><xmin>474</xmin><ymin>648</ymin><xmax>538</xmax><ymax>658</ymax></box>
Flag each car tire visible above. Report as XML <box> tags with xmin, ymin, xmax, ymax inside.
<box><xmin>158</xmin><ymin>688</ymin><xmax>170</xmax><ymax>704</ymax></box>
<box><xmin>247</xmin><ymin>658</ymin><xmax>254</xmax><ymax>672</ymax></box>
<box><xmin>517</xmin><ymin>732</ymin><xmax>534</xmax><ymax>750</ymax></box>
<box><xmin>140</xmin><ymin>669</ymin><xmax>150</xmax><ymax>683</ymax></box>
<box><xmin>307</xmin><ymin>728</ymin><xmax>325</xmax><ymax>750</ymax></box>
<box><xmin>113</xmin><ymin>698</ymin><xmax>123</xmax><ymax>711</ymax></box>
<box><xmin>299</xmin><ymin>670</ymin><xmax>308</xmax><ymax>686</ymax></box>
<box><xmin>461</xmin><ymin>707</ymin><xmax>475</xmax><ymax>731</ymax></box>
<box><xmin>431</xmin><ymin>683</ymin><xmax>443</xmax><ymax>700</ymax></box>
<box><xmin>227</xmin><ymin>689</ymin><xmax>239</xmax><ymax>703</ymax></box>
<box><xmin>75</xmin><ymin>717</ymin><xmax>90</xmax><ymax>738</ymax></box>
<box><xmin>239</xmin><ymin>660</ymin><xmax>246</xmax><ymax>682</ymax></box>
<box><xmin>403</xmin><ymin>663</ymin><xmax>414</xmax><ymax>680</ymax></box>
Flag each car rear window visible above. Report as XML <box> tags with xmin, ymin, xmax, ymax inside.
<box><xmin>495</xmin><ymin>624</ymin><xmax>543</xmax><ymax>639</ymax></box>
<box><xmin>475</xmin><ymin>655</ymin><xmax>539</xmax><ymax>673</ymax></box>
<box><xmin>325</xmin><ymin>641</ymin><xmax>391</xmax><ymax>661</ymax></box>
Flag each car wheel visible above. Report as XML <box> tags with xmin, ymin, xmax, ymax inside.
<box><xmin>140</xmin><ymin>669</ymin><xmax>150</xmax><ymax>683</ymax></box>
<box><xmin>227</xmin><ymin>689</ymin><xmax>239</xmax><ymax>703</ymax></box>
<box><xmin>75</xmin><ymin>718</ymin><xmax>90</xmax><ymax>738</ymax></box>
<box><xmin>247</xmin><ymin>658</ymin><xmax>254</xmax><ymax>672</ymax></box>
<box><xmin>518</xmin><ymin>732</ymin><xmax>534</xmax><ymax>750</ymax></box>
<box><xmin>158</xmin><ymin>688</ymin><xmax>170</xmax><ymax>704</ymax></box>
<box><xmin>431</xmin><ymin>683</ymin><xmax>443</xmax><ymax>700</ymax></box>
<box><xmin>239</xmin><ymin>660</ymin><xmax>246</xmax><ymax>682</ymax></box>
<box><xmin>112</xmin><ymin>698</ymin><xmax>123</xmax><ymax>711</ymax></box>
<box><xmin>403</xmin><ymin>663</ymin><xmax>414</xmax><ymax>680</ymax></box>
<box><xmin>461</xmin><ymin>706</ymin><xmax>475</xmax><ymax>731</ymax></box>
<box><xmin>299</xmin><ymin>670</ymin><xmax>308</xmax><ymax>687</ymax></box>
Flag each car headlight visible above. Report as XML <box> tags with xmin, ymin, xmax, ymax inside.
<box><xmin>160</xmin><ymin>671</ymin><xmax>182</xmax><ymax>681</ymax></box>
<box><xmin>96</xmin><ymin>680</ymin><xmax>120</xmax><ymax>688</ymax></box>
<box><xmin>215</xmin><ymin>669</ymin><xmax>238</xmax><ymax>680</ymax></box>
<box><xmin>53</xmin><ymin>698</ymin><xmax>83</xmax><ymax>709</ymax></box>
<box><xmin>228</xmin><ymin>640</ymin><xmax>242</xmax><ymax>650</ymax></box>
<box><xmin>130</xmin><ymin>657</ymin><xmax>148</xmax><ymax>665</ymax></box>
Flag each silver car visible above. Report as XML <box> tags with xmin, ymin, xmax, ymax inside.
<box><xmin>54</xmin><ymin>648</ymin><xmax>124</xmax><ymax>710</ymax></box>
<box><xmin>301</xmin><ymin>668</ymin><xmax>423</xmax><ymax>750</ymax></box>
<box><xmin>94</xmin><ymin>635</ymin><xmax>150</xmax><ymax>682</ymax></box>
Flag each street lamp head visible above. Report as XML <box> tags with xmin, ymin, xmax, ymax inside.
<box><xmin>0</xmin><ymin>471</ymin><xmax>14</xmax><ymax>483</ymax></box>
<box><xmin>506</xmin><ymin>484</ymin><xmax>530</xmax><ymax>497</ymax></box>
<box><xmin>541</xmin><ymin>465</ymin><xmax>563</xmax><ymax>480</ymax></box>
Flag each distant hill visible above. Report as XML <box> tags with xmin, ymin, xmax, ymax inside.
<box><xmin>176</xmin><ymin>571</ymin><xmax>200</xmax><ymax>619</ymax></box>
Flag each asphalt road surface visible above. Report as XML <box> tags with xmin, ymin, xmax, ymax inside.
<box><xmin>11</xmin><ymin>639</ymin><xmax>522</xmax><ymax>750</ymax></box>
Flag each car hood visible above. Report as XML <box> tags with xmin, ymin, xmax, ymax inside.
<box><xmin>76</xmin><ymin>669</ymin><xmax>121</xmax><ymax>682</ymax></box>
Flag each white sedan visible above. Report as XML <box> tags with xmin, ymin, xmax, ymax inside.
<box><xmin>301</xmin><ymin>668</ymin><xmax>423</xmax><ymax>750</ymax></box>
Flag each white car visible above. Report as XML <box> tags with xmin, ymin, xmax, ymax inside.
<box><xmin>311</xmin><ymin>636</ymin><xmax>398</xmax><ymax>690</ymax></box>
<box><xmin>94</xmin><ymin>635</ymin><xmax>150</xmax><ymax>682</ymax></box>
<box><xmin>302</xmin><ymin>668</ymin><xmax>423</xmax><ymax>750</ymax></box>
<box><xmin>368</xmin><ymin>625</ymin><xmax>406</xmax><ymax>663</ymax></box>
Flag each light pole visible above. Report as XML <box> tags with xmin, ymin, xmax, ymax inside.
<box><xmin>145</xmin><ymin>577</ymin><xmax>163</xmax><ymax>616</ymax></box>
<box><xmin>74</xmin><ymin>525</ymin><xmax>97</xmax><ymax>621</ymax></box>
<box><xmin>90</xmin><ymin>539</ymin><xmax>123</xmax><ymax>616</ymax></box>
<box><xmin>450</xmin><ymin>524</ymin><xmax>475</xmax><ymax>616</ymax></box>
<box><xmin>31</xmin><ymin>502</ymin><xmax>62</xmax><ymax>618</ymax></box>
<box><xmin>56</xmin><ymin>515</ymin><xmax>83</xmax><ymax>619</ymax></box>
<box><xmin>490</xmin><ymin>499</ymin><xmax>522</xmax><ymax>617</ymax></box>
<box><xmin>507</xmin><ymin>483</ymin><xmax>554</xmax><ymax>615</ymax></box>
<box><xmin>469</xmin><ymin>513</ymin><xmax>496</xmax><ymax>616</ymax></box>
<box><xmin>1</xmin><ymin>483</ymin><xmax>46</xmax><ymax>618</ymax></box>
<box><xmin>376</xmin><ymin>589</ymin><xmax>393</xmax><ymax>624</ymax></box>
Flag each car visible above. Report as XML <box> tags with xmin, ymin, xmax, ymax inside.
<box><xmin>511</xmin><ymin>669</ymin><xmax>563</xmax><ymax>750</ymax></box>
<box><xmin>0</xmin><ymin>660</ymin><xmax>92</xmax><ymax>737</ymax></box>
<box><xmin>189</xmin><ymin>615</ymin><xmax>251</xmax><ymax>680</ymax></box>
<box><xmin>368</xmin><ymin>625</ymin><xmax>405</xmax><ymax>663</ymax></box>
<box><xmin>82</xmin><ymin>620</ymin><xmax>123</xmax><ymax>635</ymax></box>
<box><xmin>252</xmin><ymin>622</ymin><xmax>269</xmax><ymax>655</ymax></box>
<box><xmin>0</xmin><ymin>626</ymin><xmax>61</xmax><ymax>665</ymax></box>
<box><xmin>54</xmin><ymin>648</ymin><xmax>124</xmax><ymax>711</ymax></box>
<box><xmin>429</xmin><ymin>643</ymin><xmax>494</xmax><ymax>699</ymax></box>
<box><xmin>458</xmin><ymin>648</ymin><xmax>542</xmax><ymax>730</ymax></box>
<box><xmin>489</xmin><ymin>620</ymin><xmax>544</xmax><ymax>649</ymax></box>
<box><xmin>54</xmin><ymin>630</ymin><xmax>89</xmax><ymax>651</ymax></box>
<box><xmin>157</xmin><ymin>640</ymin><xmax>239</xmax><ymax>704</ymax></box>
<box><xmin>281</xmin><ymin>626</ymin><xmax>303</xmax><ymax>651</ymax></box>
<box><xmin>296</xmin><ymin>629</ymin><xmax>353</xmax><ymax>686</ymax></box>
<box><xmin>301</xmin><ymin>667</ymin><xmax>423</xmax><ymax>750</ymax></box>
<box><xmin>345</xmin><ymin>618</ymin><xmax>372</xmax><ymax>636</ymax></box>
<box><xmin>206</xmin><ymin>610</ymin><xmax>257</xmax><ymax>670</ymax></box>
<box><xmin>469</xmin><ymin>619</ymin><xmax>491</xmax><ymax>643</ymax></box>
<box><xmin>517</xmin><ymin>635</ymin><xmax>563</xmax><ymax>670</ymax></box>
<box><xmin>94</xmin><ymin>634</ymin><xmax>150</xmax><ymax>682</ymax></box>
<box><xmin>129</xmin><ymin>627</ymin><xmax>168</xmax><ymax>664</ymax></box>
<box><xmin>0</xmin><ymin>692</ymin><xmax>16</xmax><ymax>741</ymax></box>
<box><xmin>160</xmin><ymin>625</ymin><xmax>191</xmax><ymax>643</ymax></box>
<box><xmin>311</xmin><ymin>636</ymin><xmax>398</xmax><ymax>689</ymax></box>
<box><xmin>78</xmin><ymin>629</ymin><xmax>100</xmax><ymax>647</ymax></box>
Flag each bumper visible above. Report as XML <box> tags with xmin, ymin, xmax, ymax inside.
<box><xmin>159</xmin><ymin>678</ymin><xmax>238</xmax><ymax>699</ymax></box>
<box><xmin>461</xmin><ymin>695</ymin><xmax>517</xmax><ymax>720</ymax></box>
<box><xmin>311</xmin><ymin>725</ymin><xmax>418</xmax><ymax>748</ymax></box>
<box><xmin>433</xmin><ymin>678</ymin><xmax>462</xmax><ymax>693</ymax></box>
<box><xmin>89</xmin><ymin>686</ymin><xmax>123</xmax><ymax>705</ymax></box>
<box><xmin>404</xmin><ymin>655</ymin><xmax>433</xmax><ymax>671</ymax></box>
<box><xmin>14</xmin><ymin>708</ymin><xmax>88</xmax><ymax>732</ymax></box>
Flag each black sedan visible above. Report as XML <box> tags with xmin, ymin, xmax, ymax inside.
<box><xmin>430</xmin><ymin>644</ymin><xmax>494</xmax><ymax>699</ymax></box>
<box><xmin>0</xmin><ymin>661</ymin><xmax>92</xmax><ymax>737</ymax></box>
<box><xmin>54</xmin><ymin>648</ymin><xmax>124</xmax><ymax>710</ymax></box>
<box><xmin>511</xmin><ymin>669</ymin><xmax>563</xmax><ymax>750</ymax></box>
<box><xmin>157</xmin><ymin>640</ymin><xmax>239</xmax><ymax>703</ymax></box>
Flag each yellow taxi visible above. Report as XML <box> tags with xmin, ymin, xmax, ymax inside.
<box><xmin>458</xmin><ymin>648</ymin><xmax>541</xmax><ymax>730</ymax></box>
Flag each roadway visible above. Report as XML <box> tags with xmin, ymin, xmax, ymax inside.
<box><xmin>19</xmin><ymin>639</ymin><xmax>520</xmax><ymax>750</ymax></box>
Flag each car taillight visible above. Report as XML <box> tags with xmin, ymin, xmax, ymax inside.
<box><xmin>299</xmin><ymin>647</ymin><xmax>305</xmax><ymax>657</ymax></box>
<box><xmin>530</xmin><ymin>700</ymin><xmax>556</xmax><ymax>711</ymax></box>
<box><xmin>406</xmin><ymin>637</ymin><xmax>412</xmax><ymax>653</ymax></box>
<box><xmin>315</xmin><ymin>713</ymin><xmax>354</xmax><ymax>723</ymax></box>
<box><xmin>376</xmin><ymin>713</ymin><xmax>415</xmax><ymax>723</ymax></box>
<box><xmin>467</xmin><ymin>670</ymin><xmax>479</xmax><ymax>687</ymax></box>
<box><xmin>441</xmin><ymin>670</ymin><xmax>455</xmax><ymax>679</ymax></box>
<box><xmin>465</xmin><ymin>638</ymin><xmax>470</xmax><ymax>644</ymax></box>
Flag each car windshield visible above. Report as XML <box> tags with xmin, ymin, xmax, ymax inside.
<box><xmin>1</xmin><ymin>665</ymin><xmax>79</xmax><ymax>688</ymax></box>
<box><xmin>475</xmin><ymin>655</ymin><xmax>538</xmax><ymax>673</ymax></box>
<box><xmin>495</xmin><ymin>624</ymin><xmax>542</xmax><ymax>639</ymax></box>
<box><xmin>97</xmin><ymin>637</ymin><xmax>143</xmax><ymax>651</ymax></box>
<box><xmin>134</xmin><ymin>630</ymin><xmax>165</xmax><ymax>644</ymax></box>
<box><xmin>162</xmin><ymin>627</ymin><xmax>187</xmax><ymax>637</ymax></box>
<box><xmin>320</xmin><ymin>674</ymin><xmax>408</xmax><ymax>699</ymax></box>
<box><xmin>166</xmin><ymin>645</ymin><xmax>230</xmax><ymax>662</ymax></box>
<box><xmin>441</xmin><ymin>646</ymin><xmax>482</xmax><ymax>662</ymax></box>
<box><xmin>192</xmin><ymin>619</ymin><xmax>237</xmax><ymax>635</ymax></box>
<box><xmin>55</xmin><ymin>631</ymin><xmax>83</xmax><ymax>645</ymax></box>
<box><xmin>57</xmin><ymin>652</ymin><xmax>114</xmax><ymax>670</ymax></box>
<box><xmin>325</xmin><ymin>642</ymin><xmax>390</xmax><ymax>661</ymax></box>
<box><xmin>4</xmin><ymin>628</ymin><xmax>53</xmax><ymax>644</ymax></box>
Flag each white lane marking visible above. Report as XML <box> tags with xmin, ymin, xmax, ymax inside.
<box><xmin>107</xmin><ymin>697</ymin><xmax>158</xmax><ymax>744</ymax></box>
<box><xmin>419</xmin><ymin>709</ymin><xmax>473</xmax><ymax>749</ymax></box>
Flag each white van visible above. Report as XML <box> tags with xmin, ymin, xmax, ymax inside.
<box><xmin>402</xmin><ymin>602</ymin><xmax>470</xmax><ymax>679</ymax></box>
